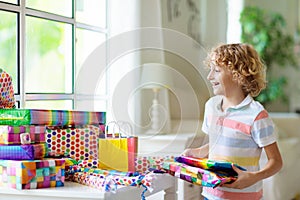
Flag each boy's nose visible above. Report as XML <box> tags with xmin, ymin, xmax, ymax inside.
<box><xmin>207</xmin><ymin>71</ymin><xmax>213</xmax><ymax>80</ymax></box>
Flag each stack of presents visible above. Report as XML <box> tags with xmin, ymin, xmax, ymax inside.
<box><xmin>0</xmin><ymin>69</ymin><xmax>243</xmax><ymax>198</ymax></box>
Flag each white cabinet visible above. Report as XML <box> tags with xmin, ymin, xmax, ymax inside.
<box><xmin>178</xmin><ymin>180</ymin><xmax>203</xmax><ymax>200</ymax></box>
<box><xmin>138</xmin><ymin>132</ymin><xmax>206</xmax><ymax>200</ymax></box>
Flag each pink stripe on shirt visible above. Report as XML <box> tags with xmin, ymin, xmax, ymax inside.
<box><xmin>204</xmin><ymin>187</ymin><xmax>263</xmax><ymax>200</ymax></box>
<box><xmin>254</xmin><ymin>110</ymin><xmax>269</xmax><ymax>121</ymax></box>
<box><xmin>222</xmin><ymin>118</ymin><xmax>251</xmax><ymax>135</ymax></box>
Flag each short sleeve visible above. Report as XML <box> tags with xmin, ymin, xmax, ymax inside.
<box><xmin>251</xmin><ymin>110</ymin><xmax>277</xmax><ymax>147</ymax></box>
<box><xmin>201</xmin><ymin>99</ymin><xmax>210</xmax><ymax>135</ymax></box>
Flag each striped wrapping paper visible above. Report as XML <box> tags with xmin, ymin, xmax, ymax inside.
<box><xmin>0</xmin><ymin>158</ymin><xmax>65</xmax><ymax>189</ymax></box>
<box><xmin>0</xmin><ymin>109</ymin><xmax>106</xmax><ymax>126</ymax></box>
<box><xmin>175</xmin><ymin>156</ymin><xmax>246</xmax><ymax>177</ymax></box>
<box><xmin>0</xmin><ymin>143</ymin><xmax>48</xmax><ymax>160</ymax></box>
<box><xmin>0</xmin><ymin>125</ymin><xmax>46</xmax><ymax>144</ymax></box>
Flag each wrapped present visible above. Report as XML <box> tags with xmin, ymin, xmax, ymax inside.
<box><xmin>163</xmin><ymin>161</ymin><xmax>237</xmax><ymax>188</ymax></box>
<box><xmin>0</xmin><ymin>158</ymin><xmax>65</xmax><ymax>189</ymax></box>
<box><xmin>135</xmin><ymin>155</ymin><xmax>175</xmax><ymax>174</ymax></box>
<box><xmin>0</xmin><ymin>68</ymin><xmax>15</xmax><ymax>109</ymax></box>
<box><xmin>31</xmin><ymin>125</ymin><xmax>46</xmax><ymax>143</ymax></box>
<box><xmin>175</xmin><ymin>156</ymin><xmax>246</xmax><ymax>177</ymax></box>
<box><xmin>77</xmin><ymin>159</ymin><xmax>99</xmax><ymax>168</ymax></box>
<box><xmin>71</xmin><ymin>167</ymin><xmax>154</xmax><ymax>193</ymax></box>
<box><xmin>46</xmin><ymin>125</ymin><xmax>102</xmax><ymax>160</ymax></box>
<box><xmin>0</xmin><ymin>143</ymin><xmax>48</xmax><ymax>160</ymax></box>
<box><xmin>0</xmin><ymin>109</ymin><xmax>106</xmax><ymax>126</ymax></box>
<box><xmin>0</xmin><ymin>109</ymin><xmax>30</xmax><ymax>126</ymax></box>
<box><xmin>0</xmin><ymin>125</ymin><xmax>46</xmax><ymax>145</ymax></box>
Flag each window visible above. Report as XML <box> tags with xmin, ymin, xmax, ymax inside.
<box><xmin>226</xmin><ymin>0</ymin><xmax>243</xmax><ymax>43</ymax></box>
<box><xmin>0</xmin><ymin>0</ymin><xmax>107</xmax><ymax>111</ymax></box>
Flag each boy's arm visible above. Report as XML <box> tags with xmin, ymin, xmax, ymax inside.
<box><xmin>223</xmin><ymin>142</ymin><xmax>283</xmax><ymax>189</ymax></box>
<box><xmin>181</xmin><ymin>143</ymin><xmax>209</xmax><ymax>158</ymax></box>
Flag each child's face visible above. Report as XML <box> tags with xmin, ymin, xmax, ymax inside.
<box><xmin>207</xmin><ymin>64</ymin><xmax>240</xmax><ymax>97</ymax></box>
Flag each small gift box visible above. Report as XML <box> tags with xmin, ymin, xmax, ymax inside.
<box><xmin>0</xmin><ymin>158</ymin><xmax>65</xmax><ymax>189</ymax></box>
<box><xmin>0</xmin><ymin>125</ymin><xmax>46</xmax><ymax>145</ymax></box>
<box><xmin>0</xmin><ymin>143</ymin><xmax>48</xmax><ymax>160</ymax></box>
<box><xmin>46</xmin><ymin>125</ymin><xmax>102</xmax><ymax>161</ymax></box>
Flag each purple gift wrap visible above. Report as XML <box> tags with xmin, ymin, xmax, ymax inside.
<box><xmin>0</xmin><ymin>143</ymin><xmax>48</xmax><ymax>160</ymax></box>
<box><xmin>0</xmin><ymin>125</ymin><xmax>46</xmax><ymax>144</ymax></box>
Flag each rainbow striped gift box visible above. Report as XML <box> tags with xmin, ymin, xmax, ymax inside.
<box><xmin>0</xmin><ymin>109</ymin><xmax>106</xmax><ymax>126</ymax></box>
<box><xmin>0</xmin><ymin>158</ymin><xmax>65</xmax><ymax>189</ymax></box>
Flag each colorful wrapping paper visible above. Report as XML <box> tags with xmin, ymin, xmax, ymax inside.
<box><xmin>175</xmin><ymin>156</ymin><xmax>246</xmax><ymax>177</ymax></box>
<box><xmin>0</xmin><ymin>109</ymin><xmax>30</xmax><ymax>126</ymax></box>
<box><xmin>0</xmin><ymin>109</ymin><xmax>106</xmax><ymax>126</ymax></box>
<box><xmin>0</xmin><ymin>68</ymin><xmax>15</xmax><ymax>109</ymax></box>
<box><xmin>77</xmin><ymin>159</ymin><xmax>99</xmax><ymax>168</ymax></box>
<box><xmin>0</xmin><ymin>125</ymin><xmax>46</xmax><ymax>144</ymax></box>
<box><xmin>135</xmin><ymin>155</ymin><xmax>175</xmax><ymax>174</ymax></box>
<box><xmin>69</xmin><ymin>166</ymin><xmax>154</xmax><ymax>193</ymax></box>
<box><xmin>162</xmin><ymin>161</ymin><xmax>237</xmax><ymax>188</ymax></box>
<box><xmin>73</xmin><ymin>171</ymin><xmax>154</xmax><ymax>192</ymax></box>
<box><xmin>0</xmin><ymin>158</ymin><xmax>65</xmax><ymax>189</ymax></box>
<box><xmin>0</xmin><ymin>143</ymin><xmax>48</xmax><ymax>160</ymax></box>
<box><xmin>46</xmin><ymin>125</ymin><xmax>102</xmax><ymax>161</ymax></box>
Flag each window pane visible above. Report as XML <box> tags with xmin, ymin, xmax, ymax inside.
<box><xmin>75</xmin><ymin>99</ymin><xmax>106</xmax><ymax>112</ymax></box>
<box><xmin>1</xmin><ymin>0</ymin><xmax>18</xmax><ymax>4</ymax></box>
<box><xmin>0</xmin><ymin>10</ymin><xmax>18</xmax><ymax>93</ymax></box>
<box><xmin>26</xmin><ymin>0</ymin><xmax>72</xmax><ymax>18</ymax></box>
<box><xmin>76</xmin><ymin>0</ymin><xmax>106</xmax><ymax>28</ymax></box>
<box><xmin>26</xmin><ymin>16</ymin><xmax>73</xmax><ymax>93</ymax></box>
<box><xmin>76</xmin><ymin>28</ymin><xmax>106</xmax><ymax>95</ymax></box>
<box><xmin>25</xmin><ymin>100</ymin><xmax>73</xmax><ymax>110</ymax></box>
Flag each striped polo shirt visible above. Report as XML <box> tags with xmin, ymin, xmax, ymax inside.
<box><xmin>202</xmin><ymin>95</ymin><xmax>277</xmax><ymax>200</ymax></box>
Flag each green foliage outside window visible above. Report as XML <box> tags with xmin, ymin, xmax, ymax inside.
<box><xmin>240</xmin><ymin>6</ymin><xmax>298</xmax><ymax>104</ymax></box>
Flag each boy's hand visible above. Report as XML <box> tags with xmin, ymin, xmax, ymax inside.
<box><xmin>181</xmin><ymin>148</ymin><xmax>193</xmax><ymax>157</ymax></box>
<box><xmin>222</xmin><ymin>164</ymin><xmax>258</xmax><ymax>189</ymax></box>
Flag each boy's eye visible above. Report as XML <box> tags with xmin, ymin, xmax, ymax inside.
<box><xmin>214</xmin><ymin>69</ymin><xmax>220</xmax><ymax>72</ymax></box>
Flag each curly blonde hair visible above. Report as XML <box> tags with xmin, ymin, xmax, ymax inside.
<box><xmin>204</xmin><ymin>43</ymin><xmax>266</xmax><ymax>97</ymax></box>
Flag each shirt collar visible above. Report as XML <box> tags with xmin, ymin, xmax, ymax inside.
<box><xmin>217</xmin><ymin>94</ymin><xmax>253</xmax><ymax>112</ymax></box>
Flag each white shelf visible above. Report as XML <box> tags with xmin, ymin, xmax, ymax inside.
<box><xmin>0</xmin><ymin>174</ymin><xmax>177</xmax><ymax>200</ymax></box>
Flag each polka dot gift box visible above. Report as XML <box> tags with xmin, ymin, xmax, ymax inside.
<box><xmin>46</xmin><ymin>125</ymin><xmax>102</xmax><ymax>161</ymax></box>
<box><xmin>0</xmin><ymin>68</ymin><xmax>15</xmax><ymax>109</ymax></box>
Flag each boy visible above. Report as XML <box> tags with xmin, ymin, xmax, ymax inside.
<box><xmin>182</xmin><ymin>43</ymin><xmax>282</xmax><ymax>200</ymax></box>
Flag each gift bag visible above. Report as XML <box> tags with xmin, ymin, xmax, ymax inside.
<box><xmin>98</xmin><ymin>121</ymin><xmax>138</xmax><ymax>172</ymax></box>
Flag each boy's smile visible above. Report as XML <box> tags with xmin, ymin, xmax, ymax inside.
<box><xmin>207</xmin><ymin>65</ymin><xmax>237</xmax><ymax>96</ymax></box>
